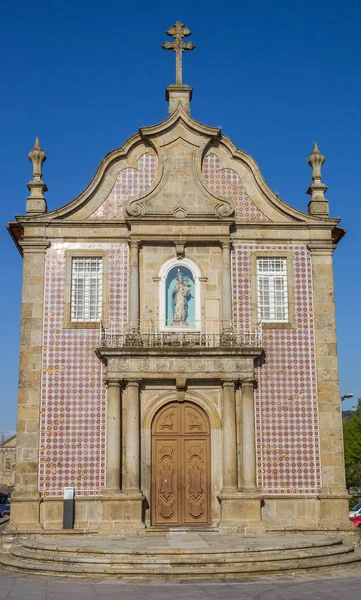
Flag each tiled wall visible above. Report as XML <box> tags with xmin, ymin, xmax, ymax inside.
<box><xmin>39</xmin><ymin>243</ymin><xmax>128</xmax><ymax>496</ymax></box>
<box><xmin>203</xmin><ymin>153</ymin><xmax>270</xmax><ymax>222</ymax></box>
<box><xmin>232</xmin><ymin>244</ymin><xmax>321</xmax><ymax>494</ymax></box>
<box><xmin>89</xmin><ymin>153</ymin><xmax>157</xmax><ymax>219</ymax></box>
<box><xmin>89</xmin><ymin>151</ymin><xmax>268</xmax><ymax>222</ymax></box>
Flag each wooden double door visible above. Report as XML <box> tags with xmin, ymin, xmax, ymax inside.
<box><xmin>151</xmin><ymin>402</ymin><xmax>211</xmax><ymax>526</ymax></box>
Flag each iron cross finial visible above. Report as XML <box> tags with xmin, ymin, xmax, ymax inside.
<box><xmin>162</xmin><ymin>21</ymin><xmax>195</xmax><ymax>85</ymax></box>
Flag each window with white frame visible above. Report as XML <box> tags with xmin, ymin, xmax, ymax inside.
<box><xmin>70</xmin><ymin>257</ymin><xmax>103</xmax><ymax>322</ymax></box>
<box><xmin>257</xmin><ymin>257</ymin><xmax>289</xmax><ymax>322</ymax></box>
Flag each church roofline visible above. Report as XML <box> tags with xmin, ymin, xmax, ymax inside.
<box><xmin>7</xmin><ymin>222</ymin><xmax>23</xmax><ymax>256</ymax></box>
<box><xmin>0</xmin><ymin>434</ymin><xmax>16</xmax><ymax>447</ymax></box>
<box><xmin>12</xmin><ymin>107</ymin><xmax>343</xmax><ymax>233</ymax></box>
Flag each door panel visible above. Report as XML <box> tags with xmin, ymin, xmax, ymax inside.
<box><xmin>184</xmin><ymin>404</ymin><xmax>209</xmax><ymax>434</ymax></box>
<box><xmin>153</xmin><ymin>438</ymin><xmax>180</xmax><ymax>526</ymax></box>
<box><xmin>184</xmin><ymin>439</ymin><xmax>209</xmax><ymax>524</ymax></box>
<box><xmin>151</xmin><ymin>402</ymin><xmax>210</xmax><ymax>527</ymax></box>
<box><xmin>153</xmin><ymin>403</ymin><xmax>181</xmax><ymax>435</ymax></box>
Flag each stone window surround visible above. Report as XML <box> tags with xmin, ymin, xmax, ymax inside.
<box><xmin>158</xmin><ymin>257</ymin><xmax>202</xmax><ymax>331</ymax></box>
<box><xmin>64</xmin><ymin>250</ymin><xmax>109</xmax><ymax>329</ymax></box>
<box><xmin>250</xmin><ymin>251</ymin><xmax>295</xmax><ymax>329</ymax></box>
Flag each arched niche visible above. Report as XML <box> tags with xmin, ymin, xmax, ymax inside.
<box><xmin>158</xmin><ymin>258</ymin><xmax>201</xmax><ymax>331</ymax></box>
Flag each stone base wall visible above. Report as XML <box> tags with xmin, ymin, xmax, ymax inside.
<box><xmin>8</xmin><ymin>494</ymin><xmax>352</xmax><ymax>533</ymax></box>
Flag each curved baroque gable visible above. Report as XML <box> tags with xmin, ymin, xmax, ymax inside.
<box><xmin>88</xmin><ymin>153</ymin><xmax>158</xmax><ymax>219</ymax></box>
<box><xmin>23</xmin><ymin>109</ymin><xmax>332</xmax><ymax>226</ymax></box>
<box><xmin>203</xmin><ymin>153</ymin><xmax>270</xmax><ymax>223</ymax></box>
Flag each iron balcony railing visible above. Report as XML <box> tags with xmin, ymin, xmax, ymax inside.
<box><xmin>99</xmin><ymin>320</ymin><xmax>263</xmax><ymax>349</ymax></box>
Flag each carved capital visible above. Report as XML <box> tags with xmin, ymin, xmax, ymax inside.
<box><xmin>222</xmin><ymin>380</ymin><xmax>236</xmax><ymax>389</ymax></box>
<box><xmin>126</xmin><ymin>379</ymin><xmax>141</xmax><ymax>389</ymax></box>
<box><xmin>129</xmin><ymin>240</ymin><xmax>140</xmax><ymax>251</ymax></box>
<box><xmin>241</xmin><ymin>378</ymin><xmax>256</xmax><ymax>390</ymax></box>
<box><xmin>106</xmin><ymin>380</ymin><xmax>121</xmax><ymax>389</ymax></box>
<box><xmin>221</xmin><ymin>241</ymin><xmax>231</xmax><ymax>251</ymax></box>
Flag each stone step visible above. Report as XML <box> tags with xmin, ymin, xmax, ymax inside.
<box><xmin>10</xmin><ymin>543</ymin><xmax>354</xmax><ymax>565</ymax></box>
<box><xmin>20</xmin><ymin>534</ymin><xmax>344</xmax><ymax>556</ymax></box>
<box><xmin>2</xmin><ymin>533</ymin><xmax>359</xmax><ymax>579</ymax></box>
<box><xmin>145</xmin><ymin>527</ymin><xmax>221</xmax><ymax>535</ymax></box>
<box><xmin>1</xmin><ymin>548</ymin><xmax>360</xmax><ymax>578</ymax></box>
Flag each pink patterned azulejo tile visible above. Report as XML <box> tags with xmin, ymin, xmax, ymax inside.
<box><xmin>203</xmin><ymin>153</ymin><xmax>270</xmax><ymax>222</ymax></box>
<box><xmin>89</xmin><ymin>153</ymin><xmax>157</xmax><ymax>219</ymax></box>
<box><xmin>39</xmin><ymin>243</ymin><xmax>128</xmax><ymax>497</ymax></box>
<box><xmin>232</xmin><ymin>244</ymin><xmax>321</xmax><ymax>494</ymax></box>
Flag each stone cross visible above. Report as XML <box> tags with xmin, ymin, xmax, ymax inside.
<box><xmin>162</xmin><ymin>21</ymin><xmax>195</xmax><ymax>85</ymax></box>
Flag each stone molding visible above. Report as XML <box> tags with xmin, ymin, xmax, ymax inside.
<box><xmin>98</xmin><ymin>348</ymin><xmax>261</xmax><ymax>382</ymax></box>
<box><xmin>19</xmin><ymin>240</ymin><xmax>49</xmax><ymax>254</ymax></box>
<box><xmin>13</xmin><ymin>108</ymin><xmax>343</xmax><ymax>233</ymax></box>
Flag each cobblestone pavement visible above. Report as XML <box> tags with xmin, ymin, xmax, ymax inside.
<box><xmin>0</xmin><ymin>564</ymin><xmax>360</xmax><ymax>599</ymax></box>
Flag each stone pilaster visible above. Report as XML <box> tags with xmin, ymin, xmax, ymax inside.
<box><xmin>241</xmin><ymin>379</ymin><xmax>257</xmax><ymax>492</ymax></box>
<box><xmin>222</xmin><ymin>381</ymin><xmax>237</xmax><ymax>492</ymax></box>
<box><xmin>219</xmin><ymin>378</ymin><xmax>262</xmax><ymax>531</ymax></box>
<box><xmin>124</xmin><ymin>381</ymin><xmax>141</xmax><ymax>492</ymax></box>
<box><xmin>10</xmin><ymin>240</ymin><xmax>48</xmax><ymax>530</ymax></box>
<box><xmin>129</xmin><ymin>241</ymin><xmax>140</xmax><ymax>328</ymax></box>
<box><xmin>101</xmin><ymin>379</ymin><xmax>144</xmax><ymax>532</ymax></box>
<box><xmin>309</xmin><ymin>245</ymin><xmax>350</xmax><ymax>526</ymax></box>
<box><xmin>221</xmin><ymin>242</ymin><xmax>232</xmax><ymax>328</ymax></box>
<box><xmin>104</xmin><ymin>381</ymin><xmax>121</xmax><ymax>493</ymax></box>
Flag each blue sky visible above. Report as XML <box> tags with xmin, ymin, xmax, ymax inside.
<box><xmin>1</xmin><ymin>0</ymin><xmax>360</xmax><ymax>435</ymax></box>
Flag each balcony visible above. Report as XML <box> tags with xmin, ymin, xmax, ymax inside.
<box><xmin>100</xmin><ymin>320</ymin><xmax>263</xmax><ymax>349</ymax></box>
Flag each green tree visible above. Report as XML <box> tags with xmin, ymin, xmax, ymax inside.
<box><xmin>343</xmin><ymin>398</ymin><xmax>361</xmax><ymax>494</ymax></box>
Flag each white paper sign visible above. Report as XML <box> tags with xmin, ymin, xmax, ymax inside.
<box><xmin>63</xmin><ymin>487</ymin><xmax>74</xmax><ymax>500</ymax></box>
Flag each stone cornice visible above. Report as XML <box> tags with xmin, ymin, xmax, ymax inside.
<box><xmin>10</xmin><ymin>218</ymin><xmax>344</xmax><ymax>250</ymax></box>
<box><xmin>19</xmin><ymin>240</ymin><xmax>49</xmax><ymax>254</ymax></box>
<box><xmin>307</xmin><ymin>242</ymin><xmax>338</xmax><ymax>253</ymax></box>
<box><xmin>233</xmin><ymin>220</ymin><xmax>341</xmax><ymax>230</ymax></box>
<box><xmin>97</xmin><ymin>347</ymin><xmax>262</xmax><ymax>383</ymax></box>
<box><xmin>97</xmin><ymin>346</ymin><xmax>263</xmax><ymax>359</ymax></box>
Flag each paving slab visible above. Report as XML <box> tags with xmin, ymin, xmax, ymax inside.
<box><xmin>0</xmin><ymin>564</ymin><xmax>360</xmax><ymax>599</ymax></box>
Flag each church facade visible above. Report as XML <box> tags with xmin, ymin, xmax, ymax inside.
<box><xmin>7</xmin><ymin>24</ymin><xmax>350</xmax><ymax>533</ymax></box>
<box><xmin>0</xmin><ymin>435</ymin><xmax>16</xmax><ymax>488</ymax></box>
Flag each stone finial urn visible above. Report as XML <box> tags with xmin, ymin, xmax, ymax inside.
<box><xmin>28</xmin><ymin>137</ymin><xmax>46</xmax><ymax>179</ymax></box>
<box><xmin>26</xmin><ymin>137</ymin><xmax>48</xmax><ymax>214</ymax></box>
<box><xmin>307</xmin><ymin>142</ymin><xmax>329</xmax><ymax>216</ymax></box>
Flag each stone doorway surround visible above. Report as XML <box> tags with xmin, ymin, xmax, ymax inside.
<box><xmin>96</xmin><ymin>341</ymin><xmax>263</xmax><ymax>533</ymax></box>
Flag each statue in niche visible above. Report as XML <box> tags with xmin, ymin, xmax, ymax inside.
<box><xmin>172</xmin><ymin>270</ymin><xmax>192</xmax><ymax>326</ymax></box>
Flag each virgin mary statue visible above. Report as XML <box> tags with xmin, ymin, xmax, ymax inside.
<box><xmin>172</xmin><ymin>271</ymin><xmax>191</xmax><ymax>326</ymax></box>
